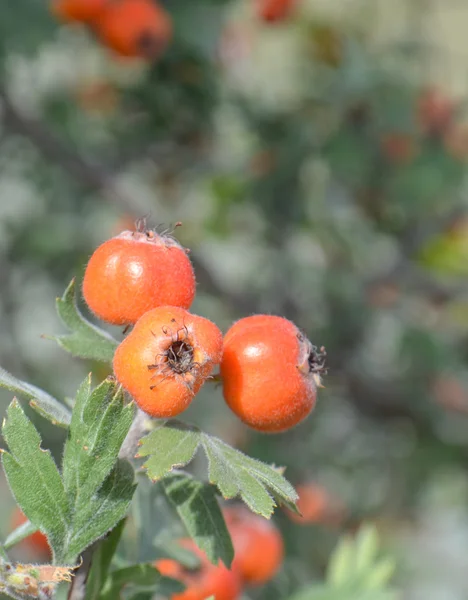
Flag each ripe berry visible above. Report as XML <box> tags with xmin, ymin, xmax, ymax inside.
<box><xmin>155</xmin><ymin>539</ymin><xmax>242</xmax><ymax>600</ymax></box>
<box><xmin>224</xmin><ymin>505</ymin><xmax>284</xmax><ymax>586</ymax></box>
<box><xmin>417</xmin><ymin>87</ymin><xmax>454</xmax><ymax>135</ymax></box>
<box><xmin>10</xmin><ymin>508</ymin><xmax>51</xmax><ymax>557</ymax></box>
<box><xmin>51</xmin><ymin>0</ymin><xmax>108</xmax><ymax>23</ymax></box>
<box><xmin>82</xmin><ymin>225</ymin><xmax>195</xmax><ymax>326</ymax></box>
<box><xmin>93</xmin><ymin>0</ymin><xmax>172</xmax><ymax>59</ymax></box>
<box><xmin>113</xmin><ymin>306</ymin><xmax>223</xmax><ymax>418</ymax></box>
<box><xmin>286</xmin><ymin>483</ymin><xmax>345</xmax><ymax>526</ymax></box>
<box><xmin>255</xmin><ymin>0</ymin><xmax>295</xmax><ymax>23</ymax></box>
<box><xmin>221</xmin><ymin>315</ymin><xmax>325</xmax><ymax>432</ymax></box>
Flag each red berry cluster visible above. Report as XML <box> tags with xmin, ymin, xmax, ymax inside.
<box><xmin>51</xmin><ymin>0</ymin><xmax>172</xmax><ymax>60</ymax></box>
<box><xmin>83</xmin><ymin>221</ymin><xmax>326</xmax><ymax>433</ymax></box>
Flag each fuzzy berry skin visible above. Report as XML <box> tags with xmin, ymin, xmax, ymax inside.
<box><xmin>224</xmin><ymin>505</ymin><xmax>284</xmax><ymax>585</ymax></box>
<box><xmin>221</xmin><ymin>315</ymin><xmax>325</xmax><ymax>432</ymax></box>
<box><xmin>155</xmin><ymin>539</ymin><xmax>242</xmax><ymax>600</ymax></box>
<box><xmin>10</xmin><ymin>508</ymin><xmax>51</xmax><ymax>557</ymax></box>
<box><xmin>93</xmin><ymin>0</ymin><xmax>172</xmax><ymax>59</ymax></box>
<box><xmin>83</xmin><ymin>229</ymin><xmax>195</xmax><ymax>326</ymax></box>
<box><xmin>256</xmin><ymin>0</ymin><xmax>295</xmax><ymax>22</ymax></box>
<box><xmin>51</xmin><ymin>0</ymin><xmax>108</xmax><ymax>23</ymax></box>
<box><xmin>113</xmin><ymin>306</ymin><xmax>223</xmax><ymax>418</ymax></box>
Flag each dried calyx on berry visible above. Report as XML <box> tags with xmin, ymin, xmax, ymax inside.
<box><xmin>113</xmin><ymin>306</ymin><xmax>223</xmax><ymax>418</ymax></box>
<box><xmin>297</xmin><ymin>332</ymin><xmax>327</xmax><ymax>388</ymax></box>
<box><xmin>147</xmin><ymin>321</ymin><xmax>200</xmax><ymax>389</ymax></box>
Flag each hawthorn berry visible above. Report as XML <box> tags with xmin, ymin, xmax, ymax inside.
<box><xmin>286</xmin><ymin>482</ymin><xmax>345</xmax><ymax>527</ymax></box>
<box><xmin>221</xmin><ymin>315</ymin><xmax>326</xmax><ymax>432</ymax></box>
<box><xmin>417</xmin><ymin>87</ymin><xmax>454</xmax><ymax>135</ymax></box>
<box><xmin>82</xmin><ymin>225</ymin><xmax>195</xmax><ymax>326</ymax></box>
<box><xmin>155</xmin><ymin>539</ymin><xmax>242</xmax><ymax>600</ymax></box>
<box><xmin>224</xmin><ymin>505</ymin><xmax>284</xmax><ymax>586</ymax></box>
<box><xmin>10</xmin><ymin>508</ymin><xmax>51</xmax><ymax>557</ymax></box>
<box><xmin>113</xmin><ymin>306</ymin><xmax>223</xmax><ymax>418</ymax></box>
<box><xmin>50</xmin><ymin>0</ymin><xmax>108</xmax><ymax>23</ymax></box>
<box><xmin>255</xmin><ymin>0</ymin><xmax>295</xmax><ymax>23</ymax></box>
<box><xmin>93</xmin><ymin>0</ymin><xmax>172</xmax><ymax>59</ymax></box>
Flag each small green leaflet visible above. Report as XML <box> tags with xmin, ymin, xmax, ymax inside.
<box><xmin>287</xmin><ymin>525</ymin><xmax>398</xmax><ymax>600</ymax></box>
<box><xmin>162</xmin><ymin>473</ymin><xmax>234</xmax><ymax>567</ymax></box>
<box><xmin>47</xmin><ymin>278</ymin><xmax>118</xmax><ymax>363</ymax></box>
<box><xmin>137</xmin><ymin>420</ymin><xmax>298</xmax><ymax>518</ymax></box>
<box><xmin>1</xmin><ymin>378</ymin><xmax>136</xmax><ymax>564</ymax></box>
<box><xmin>0</xmin><ymin>364</ymin><xmax>71</xmax><ymax>428</ymax></box>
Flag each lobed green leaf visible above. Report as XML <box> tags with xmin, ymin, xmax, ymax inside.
<box><xmin>66</xmin><ymin>459</ymin><xmax>136</xmax><ymax>560</ymax></box>
<box><xmin>138</xmin><ymin>420</ymin><xmax>298</xmax><ymax>519</ymax></box>
<box><xmin>1</xmin><ymin>400</ymin><xmax>69</xmax><ymax>561</ymax></box>
<box><xmin>201</xmin><ymin>434</ymin><xmax>298</xmax><ymax>517</ymax></box>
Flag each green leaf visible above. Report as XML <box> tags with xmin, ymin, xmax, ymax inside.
<box><xmin>363</xmin><ymin>558</ymin><xmax>396</xmax><ymax>590</ymax></box>
<box><xmin>354</xmin><ymin>525</ymin><xmax>379</xmax><ymax>573</ymax></box>
<box><xmin>67</xmin><ymin>459</ymin><xmax>136</xmax><ymax>561</ymax></box>
<box><xmin>2</xmin><ymin>378</ymin><xmax>137</xmax><ymax>565</ymax></box>
<box><xmin>201</xmin><ymin>434</ymin><xmax>298</xmax><ymax>517</ymax></box>
<box><xmin>29</xmin><ymin>397</ymin><xmax>71</xmax><ymax>429</ymax></box>
<box><xmin>0</xmin><ymin>365</ymin><xmax>70</xmax><ymax>426</ymax></box>
<box><xmin>85</xmin><ymin>519</ymin><xmax>127</xmax><ymax>600</ymax></box>
<box><xmin>49</xmin><ymin>279</ymin><xmax>118</xmax><ymax>363</ymax></box>
<box><xmin>327</xmin><ymin>535</ymin><xmax>356</xmax><ymax>587</ymax></box>
<box><xmin>0</xmin><ymin>544</ymin><xmax>9</xmax><ymax>561</ymax></box>
<box><xmin>4</xmin><ymin>519</ymin><xmax>39</xmax><ymax>550</ymax></box>
<box><xmin>137</xmin><ymin>421</ymin><xmax>200</xmax><ymax>481</ymax></box>
<box><xmin>138</xmin><ymin>421</ymin><xmax>298</xmax><ymax>519</ymax></box>
<box><xmin>62</xmin><ymin>377</ymin><xmax>135</xmax><ymax>507</ymax></box>
<box><xmin>1</xmin><ymin>399</ymin><xmax>69</xmax><ymax>561</ymax></box>
<box><xmin>61</xmin><ymin>377</ymin><xmax>136</xmax><ymax>561</ymax></box>
<box><xmin>101</xmin><ymin>563</ymin><xmax>184</xmax><ymax>600</ymax></box>
<box><xmin>324</xmin><ymin>524</ymin><xmax>397</xmax><ymax>594</ymax></box>
<box><xmin>162</xmin><ymin>473</ymin><xmax>234</xmax><ymax>567</ymax></box>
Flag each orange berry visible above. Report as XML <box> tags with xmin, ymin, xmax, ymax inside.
<box><xmin>10</xmin><ymin>508</ymin><xmax>51</xmax><ymax>557</ymax></box>
<box><xmin>255</xmin><ymin>0</ymin><xmax>295</xmax><ymax>23</ymax></box>
<box><xmin>51</xmin><ymin>0</ymin><xmax>108</xmax><ymax>23</ymax></box>
<box><xmin>224</xmin><ymin>505</ymin><xmax>284</xmax><ymax>586</ymax></box>
<box><xmin>82</xmin><ymin>227</ymin><xmax>195</xmax><ymax>326</ymax></box>
<box><xmin>113</xmin><ymin>306</ymin><xmax>223</xmax><ymax>418</ymax></box>
<box><xmin>417</xmin><ymin>87</ymin><xmax>454</xmax><ymax>135</ymax></box>
<box><xmin>221</xmin><ymin>315</ymin><xmax>325</xmax><ymax>432</ymax></box>
<box><xmin>155</xmin><ymin>539</ymin><xmax>242</xmax><ymax>600</ymax></box>
<box><xmin>93</xmin><ymin>0</ymin><xmax>172</xmax><ymax>59</ymax></box>
<box><xmin>287</xmin><ymin>483</ymin><xmax>345</xmax><ymax>526</ymax></box>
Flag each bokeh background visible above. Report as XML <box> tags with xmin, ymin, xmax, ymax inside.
<box><xmin>2</xmin><ymin>0</ymin><xmax>468</xmax><ymax>598</ymax></box>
